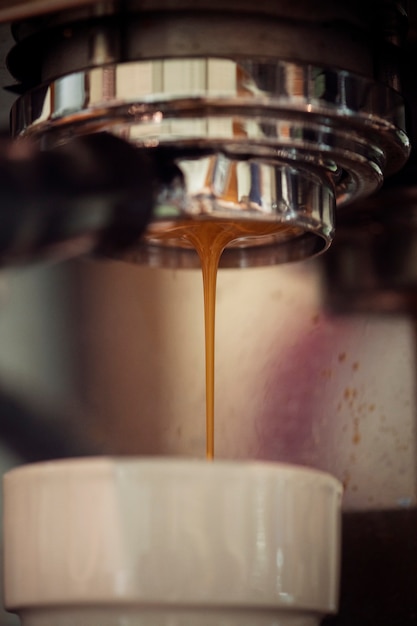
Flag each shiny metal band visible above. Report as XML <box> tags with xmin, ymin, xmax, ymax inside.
<box><xmin>12</xmin><ymin>58</ymin><xmax>409</xmax><ymax>178</ymax></box>
<box><xmin>11</xmin><ymin>58</ymin><xmax>410</xmax><ymax>267</ymax></box>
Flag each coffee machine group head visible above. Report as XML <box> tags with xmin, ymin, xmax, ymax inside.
<box><xmin>0</xmin><ymin>0</ymin><xmax>411</xmax><ymax>270</ymax></box>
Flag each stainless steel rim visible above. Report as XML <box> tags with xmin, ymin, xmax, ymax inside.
<box><xmin>11</xmin><ymin>58</ymin><xmax>410</xmax><ymax>267</ymax></box>
<box><xmin>12</xmin><ymin>58</ymin><xmax>409</xmax><ymax>178</ymax></box>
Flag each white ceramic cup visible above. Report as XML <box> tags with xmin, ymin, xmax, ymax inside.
<box><xmin>3</xmin><ymin>458</ymin><xmax>342</xmax><ymax>626</ymax></box>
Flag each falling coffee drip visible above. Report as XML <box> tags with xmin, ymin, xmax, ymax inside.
<box><xmin>181</xmin><ymin>221</ymin><xmax>237</xmax><ymax>460</ymax></box>
<box><xmin>149</xmin><ymin>217</ymin><xmax>298</xmax><ymax>459</ymax></box>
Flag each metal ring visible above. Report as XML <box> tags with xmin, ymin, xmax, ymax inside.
<box><xmin>11</xmin><ymin>58</ymin><xmax>410</xmax><ymax>267</ymax></box>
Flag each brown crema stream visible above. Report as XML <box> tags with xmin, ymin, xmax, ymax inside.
<box><xmin>150</xmin><ymin>218</ymin><xmax>296</xmax><ymax>459</ymax></box>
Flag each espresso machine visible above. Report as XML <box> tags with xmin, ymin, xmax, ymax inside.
<box><xmin>0</xmin><ymin>1</ymin><xmax>415</xmax><ymax>625</ymax></box>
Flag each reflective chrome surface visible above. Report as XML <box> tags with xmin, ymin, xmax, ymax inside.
<box><xmin>13</xmin><ymin>59</ymin><xmax>409</xmax><ymax>187</ymax></box>
<box><xmin>126</xmin><ymin>155</ymin><xmax>334</xmax><ymax>267</ymax></box>
<box><xmin>11</xmin><ymin>58</ymin><xmax>410</xmax><ymax>266</ymax></box>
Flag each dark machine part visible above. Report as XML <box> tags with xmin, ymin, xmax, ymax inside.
<box><xmin>321</xmin><ymin>0</ymin><xmax>417</xmax><ymax>315</ymax></box>
<box><xmin>0</xmin><ymin>132</ymin><xmax>156</xmax><ymax>265</ymax></box>
<box><xmin>322</xmin><ymin>194</ymin><xmax>417</xmax><ymax>314</ymax></box>
<box><xmin>323</xmin><ymin>508</ymin><xmax>417</xmax><ymax>626</ymax></box>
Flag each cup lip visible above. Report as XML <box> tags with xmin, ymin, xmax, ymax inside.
<box><xmin>4</xmin><ymin>456</ymin><xmax>342</xmax><ymax>616</ymax></box>
<box><xmin>3</xmin><ymin>456</ymin><xmax>343</xmax><ymax>492</ymax></box>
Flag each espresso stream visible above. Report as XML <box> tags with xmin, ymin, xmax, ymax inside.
<box><xmin>152</xmin><ymin>218</ymin><xmax>295</xmax><ymax>458</ymax></box>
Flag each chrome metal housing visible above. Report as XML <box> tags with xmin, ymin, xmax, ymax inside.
<box><xmin>11</xmin><ymin>57</ymin><xmax>410</xmax><ymax>267</ymax></box>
